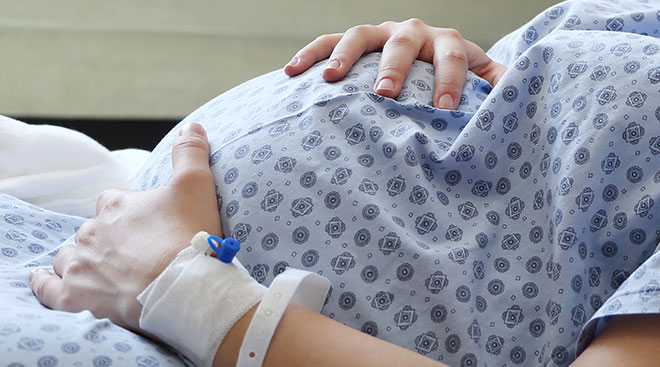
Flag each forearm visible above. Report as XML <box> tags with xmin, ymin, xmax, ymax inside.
<box><xmin>572</xmin><ymin>314</ymin><xmax>660</xmax><ymax>366</ymax></box>
<box><xmin>215</xmin><ymin>303</ymin><xmax>445</xmax><ymax>367</ymax></box>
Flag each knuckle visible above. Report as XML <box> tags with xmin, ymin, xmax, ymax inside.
<box><xmin>65</xmin><ymin>260</ymin><xmax>87</xmax><ymax>276</ymax></box>
<box><xmin>387</xmin><ymin>33</ymin><xmax>417</xmax><ymax>49</ymax></box>
<box><xmin>437</xmin><ymin>27</ymin><xmax>462</xmax><ymax>40</ymax></box>
<box><xmin>98</xmin><ymin>188</ymin><xmax>120</xmax><ymax>202</ymax></box>
<box><xmin>437</xmin><ymin>49</ymin><xmax>468</xmax><ymax>64</ymax></box>
<box><xmin>96</xmin><ymin>189</ymin><xmax>124</xmax><ymax>214</ymax></box>
<box><xmin>75</xmin><ymin>221</ymin><xmax>96</xmax><ymax>246</ymax></box>
<box><xmin>404</xmin><ymin>17</ymin><xmax>426</xmax><ymax>28</ymax></box>
<box><xmin>378</xmin><ymin>20</ymin><xmax>395</xmax><ymax>28</ymax></box>
<box><xmin>55</xmin><ymin>244</ymin><xmax>72</xmax><ymax>257</ymax></box>
<box><xmin>99</xmin><ymin>197</ymin><xmax>122</xmax><ymax>214</ymax></box>
<box><xmin>329</xmin><ymin>50</ymin><xmax>348</xmax><ymax>60</ymax></box>
<box><xmin>54</xmin><ymin>245</ymin><xmax>73</xmax><ymax>266</ymax></box>
<box><xmin>346</xmin><ymin>24</ymin><xmax>371</xmax><ymax>37</ymax></box>
<box><xmin>314</xmin><ymin>34</ymin><xmax>332</xmax><ymax>44</ymax></box>
<box><xmin>379</xmin><ymin>63</ymin><xmax>406</xmax><ymax>78</ymax></box>
<box><xmin>435</xmin><ymin>79</ymin><xmax>463</xmax><ymax>93</ymax></box>
<box><xmin>379</xmin><ymin>63</ymin><xmax>398</xmax><ymax>72</ymax></box>
<box><xmin>172</xmin><ymin>135</ymin><xmax>208</xmax><ymax>153</ymax></box>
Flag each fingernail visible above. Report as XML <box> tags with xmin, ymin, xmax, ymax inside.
<box><xmin>375</xmin><ymin>78</ymin><xmax>395</xmax><ymax>92</ymax></box>
<box><xmin>437</xmin><ymin>94</ymin><xmax>454</xmax><ymax>109</ymax></box>
<box><xmin>287</xmin><ymin>56</ymin><xmax>299</xmax><ymax>67</ymax></box>
<box><xmin>29</xmin><ymin>268</ymin><xmax>39</xmax><ymax>280</ymax></box>
<box><xmin>326</xmin><ymin>59</ymin><xmax>341</xmax><ymax>71</ymax></box>
<box><xmin>179</xmin><ymin>122</ymin><xmax>206</xmax><ymax>137</ymax></box>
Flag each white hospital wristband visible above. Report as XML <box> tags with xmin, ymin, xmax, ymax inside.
<box><xmin>137</xmin><ymin>232</ymin><xmax>266</xmax><ymax>367</ymax></box>
<box><xmin>237</xmin><ymin>268</ymin><xmax>330</xmax><ymax>367</ymax></box>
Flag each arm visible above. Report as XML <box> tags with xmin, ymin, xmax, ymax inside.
<box><xmin>28</xmin><ymin>124</ymin><xmax>660</xmax><ymax>365</ymax></box>
<box><xmin>28</xmin><ymin>122</ymin><xmax>443</xmax><ymax>366</ymax></box>
<box><xmin>284</xmin><ymin>19</ymin><xmax>507</xmax><ymax>109</ymax></box>
<box><xmin>572</xmin><ymin>314</ymin><xmax>660</xmax><ymax>366</ymax></box>
<box><xmin>216</xmin><ymin>303</ymin><xmax>444</xmax><ymax>367</ymax></box>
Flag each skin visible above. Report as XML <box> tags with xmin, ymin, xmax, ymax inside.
<box><xmin>29</xmin><ymin>122</ymin><xmax>222</xmax><ymax>332</ymax></box>
<box><xmin>29</xmin><ymin>22</ymin><xmax>660</xmax><ymax>365</ymax></box>
<box><xmin>28</xmin><ymin>122</ymin><xmax>445</xmax><ymax>367</ymax></box>
<box><xmin>571</xmin><ymin>314</ymin><xmax>660</xmax><ymax>366</ymax></box>
<box><xmin>216</xmin><ymin>303</ymin><xmax>443</xmax><ymax>366</ymax></box>
<box><xmin>283</xmin><ymin>19</ymin><xmax>507</xmax><ymax>109</ymax></box>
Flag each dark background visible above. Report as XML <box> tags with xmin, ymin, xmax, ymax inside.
<box><xmin>22</xmin><ymin>118</ymin><xmax>180</xmax><ymax>151</ymax></box>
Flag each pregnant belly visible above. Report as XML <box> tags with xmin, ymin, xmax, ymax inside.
<box><xmin>130</xmin><ymin>40</ymin><xmax>660</xmax><ymax>364</ymax></box>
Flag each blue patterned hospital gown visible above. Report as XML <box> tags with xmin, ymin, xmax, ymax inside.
<box><xmin>4</xmin><ymin>1</ymin><xmax>660</xmax><ymax>365</ymax></box>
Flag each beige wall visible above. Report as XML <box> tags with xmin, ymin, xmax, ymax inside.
<box><xmin>0</xmin><ymin>0</ymin><xmax>561</xmax><ymax>119</ymax></box>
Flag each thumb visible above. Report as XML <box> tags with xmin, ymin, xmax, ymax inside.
<box><xmin>169</xmin><ymin>122</ymin><xmax>214</xmax><ymax>190</ymax></box>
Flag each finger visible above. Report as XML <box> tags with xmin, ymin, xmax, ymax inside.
<box><xmin>374</xmin><ymin>23</ymin><xmax>426</xmax><ymax>98</ymax></box>
<box><xmin>52</xmin><ymin>245</ymin><xmax>77</xmax><ymax>277</ymax></box>
<box><xmin>463</xmin><ymin>40</ymin><xmax>508</xmax><ymax>86</ymax></box>
<box><xmin>29</xmin><ymin>268</ymin><xmax>65</xmax><ymax>310</ymax></box>
<box><xmin>169</xmin><ymin>122</ymin><xmax>214</xmax><ymax>193</ymax></box>
<box><xmin>284</xmin><ymin>33</ymin><xmax>343</xmax><ymax>77</ymax></box>
<box><xmin>430</xmin><ymin>30</ymin><xmax>469</xmax><ymax>109</ymax></box>
<box><xmin>96</xmin><ymin>188</ymin><xmax>125</xmax><ymax>216</ymax></box>
<box><xmin>74</xmin><ymin>218</ymin><xmax>97</xmax><ymax>247</ymax></box>
<box><xmin>322</xmin><ymin>25</ymin><xmax>390</xmax><ymax>82</ymax></box>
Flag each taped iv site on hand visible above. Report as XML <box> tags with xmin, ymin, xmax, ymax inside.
<box><xmin>137</xmin><ymin>231</ymin><xmax>330</xmax><ymax>367</ymax></box>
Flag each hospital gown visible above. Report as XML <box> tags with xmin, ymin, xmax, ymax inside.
<box><xmin>3</xmin><ymin>0</ymin><xmax>660</xmax><ymax>365</ymax></box>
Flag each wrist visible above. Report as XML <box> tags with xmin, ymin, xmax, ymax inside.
<box><xmin>214</xmin><ymin>302</ymin><xmax>259</xmax><ymax>366</ymax></box>
<box><xmin>137</xmin><ymin>244</ymin><xmax>266</xmax><ymax>366</ymax></box>
<box><xmin>215</xmin><ymin>302</ymin><xmax>307</xmax><ymax>367</ymax></box>
<box><xmin>139</xmin><ymin>234</ymin><xmax>329</xmax><ymax>366</ymax></box>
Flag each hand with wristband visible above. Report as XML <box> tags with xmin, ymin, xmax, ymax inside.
<box><xmin>29</xmin><ymin>123</ymin><xmax>224</xmax><ymax>334</ymax></box>
<box><xmin>28</xmin><ymin>123</ymin><xmax>441</xmax><ymax>367</ymax></box>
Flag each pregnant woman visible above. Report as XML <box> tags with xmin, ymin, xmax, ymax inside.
<box><xmin>3</xmin><ymin>0</ymin><xmax>660</xmax><ymax>365</ymax></box>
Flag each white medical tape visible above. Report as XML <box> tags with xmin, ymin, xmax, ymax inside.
<box><xmin>137</xmin><ymin>232</ymin><xmax>267</xmax><ymax>367</ymax></box>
